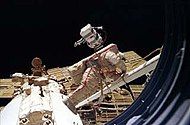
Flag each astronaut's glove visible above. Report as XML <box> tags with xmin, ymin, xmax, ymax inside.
<box><xmin>116</xmin><ymin>67</ymin><xmax>126</xmax><ymax>75</ymax></box>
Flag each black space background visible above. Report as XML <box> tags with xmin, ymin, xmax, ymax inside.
<box><xmin>0</xmin><ymin>0</ymin><xmax>165</xmax><ymax>78</ymax></box>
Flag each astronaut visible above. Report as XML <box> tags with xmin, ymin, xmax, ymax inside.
<box><xmin>68</xmin><ymin>24</ymin><xmax>127</xmax><ymax>106</ymax></box>
<box><xmin>31</xmin><ymin>57</ymin><xmax>48</xmax><ymax>76</ymax></box>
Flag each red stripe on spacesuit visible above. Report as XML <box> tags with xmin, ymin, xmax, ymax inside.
<box><xmin>73</xmin><ymin>67</ymin><xmax>94</xmax><ymax>93</ymax></box>
<box><xmin>82</xmin><ymin>67</ymin><xmax>93</xmax><ymax>86</ymax></box>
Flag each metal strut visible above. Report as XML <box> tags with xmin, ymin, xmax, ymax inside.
<box><xmin>121</xmin><ymin>74</ymin><xmax>135</xmax><ymax>101</ymax></box>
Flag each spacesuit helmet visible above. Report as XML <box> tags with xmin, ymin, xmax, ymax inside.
<box><xmin>80</xmin><ymin>24</ymin><xmax>104</xmax><ymax>49</ymax></box>
<box><xmin>31</xmin><ymin>57</ymin><xmax>42</xmax><ymax>68</ymax></box>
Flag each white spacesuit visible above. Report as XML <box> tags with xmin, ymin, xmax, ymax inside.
<box><xmin>68</xmin><ymin>24</ymin><xmax>126</xmax><ymax>106</ymax></box>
